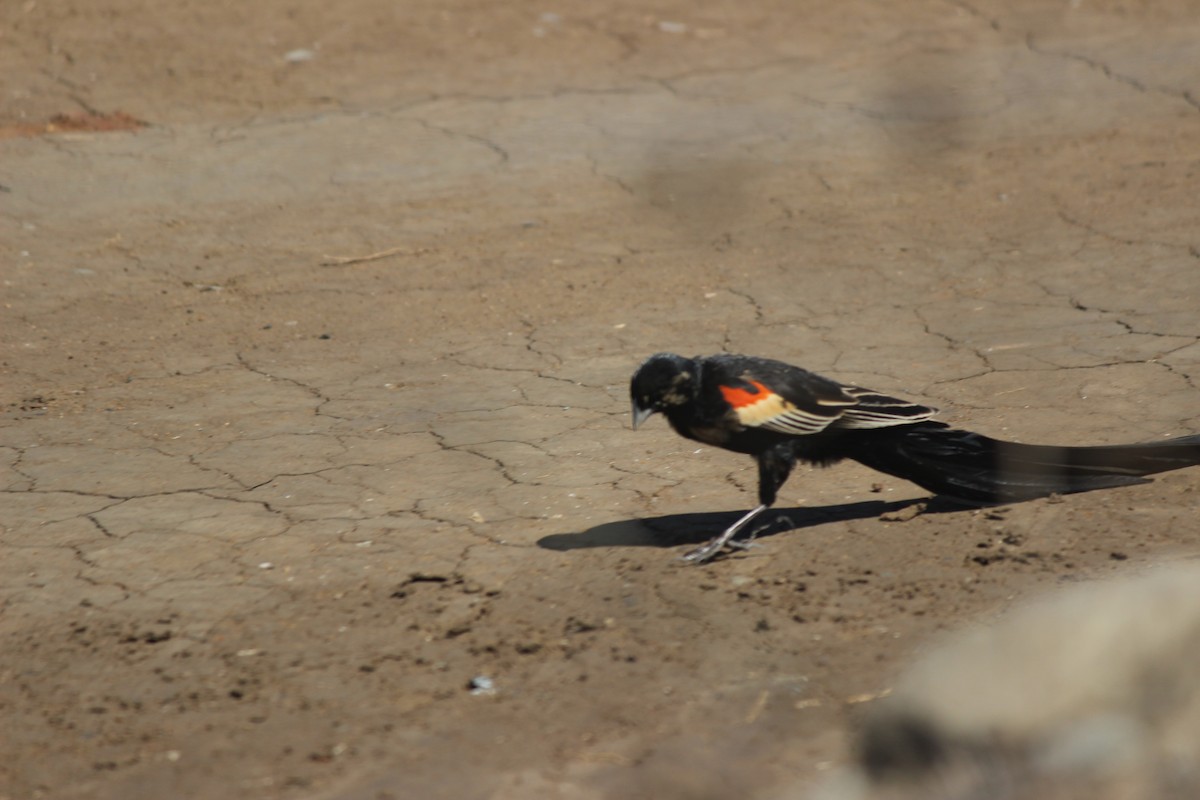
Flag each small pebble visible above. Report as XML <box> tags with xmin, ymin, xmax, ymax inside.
<box><xmin>468</xmin><ymin>675</ymin><xmax>496</xmax><ymax>695</ymax></box>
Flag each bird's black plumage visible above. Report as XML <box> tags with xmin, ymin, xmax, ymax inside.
<box><xmin>630</xmin><ymin>352</ymin><xmax>1200</xmax><ymax>562</ymax></box>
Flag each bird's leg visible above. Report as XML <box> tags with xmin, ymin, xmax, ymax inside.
<box><xmin>681</xmin><ymin>504</ymin><xmax>769</xmax><ymax>563</ymax></box>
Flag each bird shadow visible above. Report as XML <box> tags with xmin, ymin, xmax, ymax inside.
<box><xmin>537</xmin><ymin>497</ymin><xmax>967</xmax><ymax>553</ymax></box>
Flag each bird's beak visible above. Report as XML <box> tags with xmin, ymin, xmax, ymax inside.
<box><xmin>631</xmin><ymin>402</ymin><xmax>655</xmax><ymax>431</ymax></box>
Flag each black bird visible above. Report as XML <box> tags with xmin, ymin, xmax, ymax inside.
<box><xmin>630</xmin><ymin>352</ymin><xmax>1200</xmax><ymax>563</ymax></box>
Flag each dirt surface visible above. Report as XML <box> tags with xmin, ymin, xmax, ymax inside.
<box><xmin>3</xmin><ymin>1</ymin><xmax>1200</xmax><ymax>798</ymax></box>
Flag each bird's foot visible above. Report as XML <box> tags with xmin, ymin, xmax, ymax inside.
<box><xmin>679</xmin><ymin>504</ymin><xmax>770</xmax><ymax>564</ymax></box>
<box><xmin>680</xmin><ymin>535</ymin><xmax>759</xmax><ymax>564</ymax></box>
<box><xmin>725</xmin><ymin>537</ymin><xmax>760</xmax><ymax>551</ymax></box>
<box><xmin>680</xmin><ymin>538</ymin><xmax>725</xmax><ymax>563</ymax></box>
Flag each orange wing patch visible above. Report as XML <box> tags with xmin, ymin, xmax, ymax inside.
<box><xmin>720</xmin><ymin>381</ymin><xmax>798</xmax><ymax>426</ymax></box>
<box><xmin>720</xmin><ymin>379</ymin><xmax>843</xmax><ymax>434</ymax></box>
<box><xmin>719</xmin><ymin>380</ymin><xmax>773</xmax><ymax>408</ymax></box>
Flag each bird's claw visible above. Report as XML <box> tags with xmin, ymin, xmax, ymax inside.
<box><xmin>680</xmin><ymin>536</ymin><xmax>759</xmax><ymax>564</ymax></box>
<box><xmin>725</xmin><ymin>538</ymin><xmax>760</xmax><ymax>551</ymax></box>
<box><xmin>680</xmin><ymin>543</ymin><xmax>722</xmax><ymax>563</ymax></box>
<box><xmin>679</xmin><ymin>505</ymin><xmax>771</xmax><ymax>564</ymax></box>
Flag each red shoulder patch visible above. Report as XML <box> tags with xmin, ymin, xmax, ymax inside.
<box><xmin>719</xmin><ymin>380</ymin><xmax>772</xmax><ymax>408</ymax></box>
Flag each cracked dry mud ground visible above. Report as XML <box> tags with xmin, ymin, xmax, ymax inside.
<box><xmin>2</xmin><ymin>1</ymin><xmax>1200</xmax><ymax>798</ymax></box>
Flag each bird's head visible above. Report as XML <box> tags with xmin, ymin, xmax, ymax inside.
<box><xmin>630</xmin><ymin>352</ymin><xmax>698</xmax><ymax>429</ymax></box>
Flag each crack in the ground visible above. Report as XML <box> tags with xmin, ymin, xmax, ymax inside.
<box><xmin>235</xmin><ymin>456</ymin><xmax>405</xmax><ymax>495</ymax></box>
<box><xmin>195</xmin><ymin>488</ymin><xmax>291</xmax><ymax>522</ymax></box>
<box><xmin>1026</xmin><ymin>34</ymin><xmax>1200</xmax><ymax>113</ymax></box>
<box><xmin>5</xmin><ymin>445</ymin><xmax>36</xmax><ymax>488</ymax></box>
<box><xmin>408</xmin><ymin>500</ymin><xmax>534</xmax><ymax>549</ymax></box>
<box><xmin>440</xmin><ymin>443</ymin><xmax>526</xmax><ymax>488</ymax></box>
<box><xmin>440</xmin><ymin>355</ymin><xmax>606</xmax><ymax>400</ymax></box>
<box><xmin>85</xmin><ymin>513</ymin><xmax>118</xmax><ymax>538</ymax></box>
<box><xmin>234</xmin><ymin>351</ymin><xmax>334</xmax><ymax>419</ymax></box>
<box><xmin>608</xmin><ymin>461</ymin><xmax>683</xmax><ymax>508</ymax></box>
<box><xmin>649</xmin><ymin>55</ymin><xmax>822</xmax><ymax>99</ymax></box>
<box><xmin>1033</xmin><ymin>280</ymin><xmax>1200</xmax><ymax>358</ymax></box>
<box><xmin>945</xmin><ymin>0</ymin><xmax>1002</xmax><ymax>32</ymax></box>
<box><xmin>411</xmin><ymin>118</ymin><xmax>511</xmax><ymax>165</ymax></box>
<box><xmin>912</xmin><ymin>305</ymin><xmax>994</xmax><ymax>374</ymax></box>
<box><xmin>1055</xmin><ymin>209</ymin><xmax>1189</xmax><ymax>251</ymax></box>
<box><xmin>723</xmin><ymin>288</ymin><xmax>765</xmax><ymax>323</ymax></box>
<box><xmin>1</xmin><ymin>487</ymin><xmax>133</xmax><ymax>501</ymax></box>
<box><xmin>584</xmin><ymin>153</ymin><xmax>637</xmax><ymax>198</ymax></box>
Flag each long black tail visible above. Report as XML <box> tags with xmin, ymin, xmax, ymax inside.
<box><xmin>843</xmin><ymin>423</ymin><xmax>1200</xmax><ymax>503</ymax></box>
